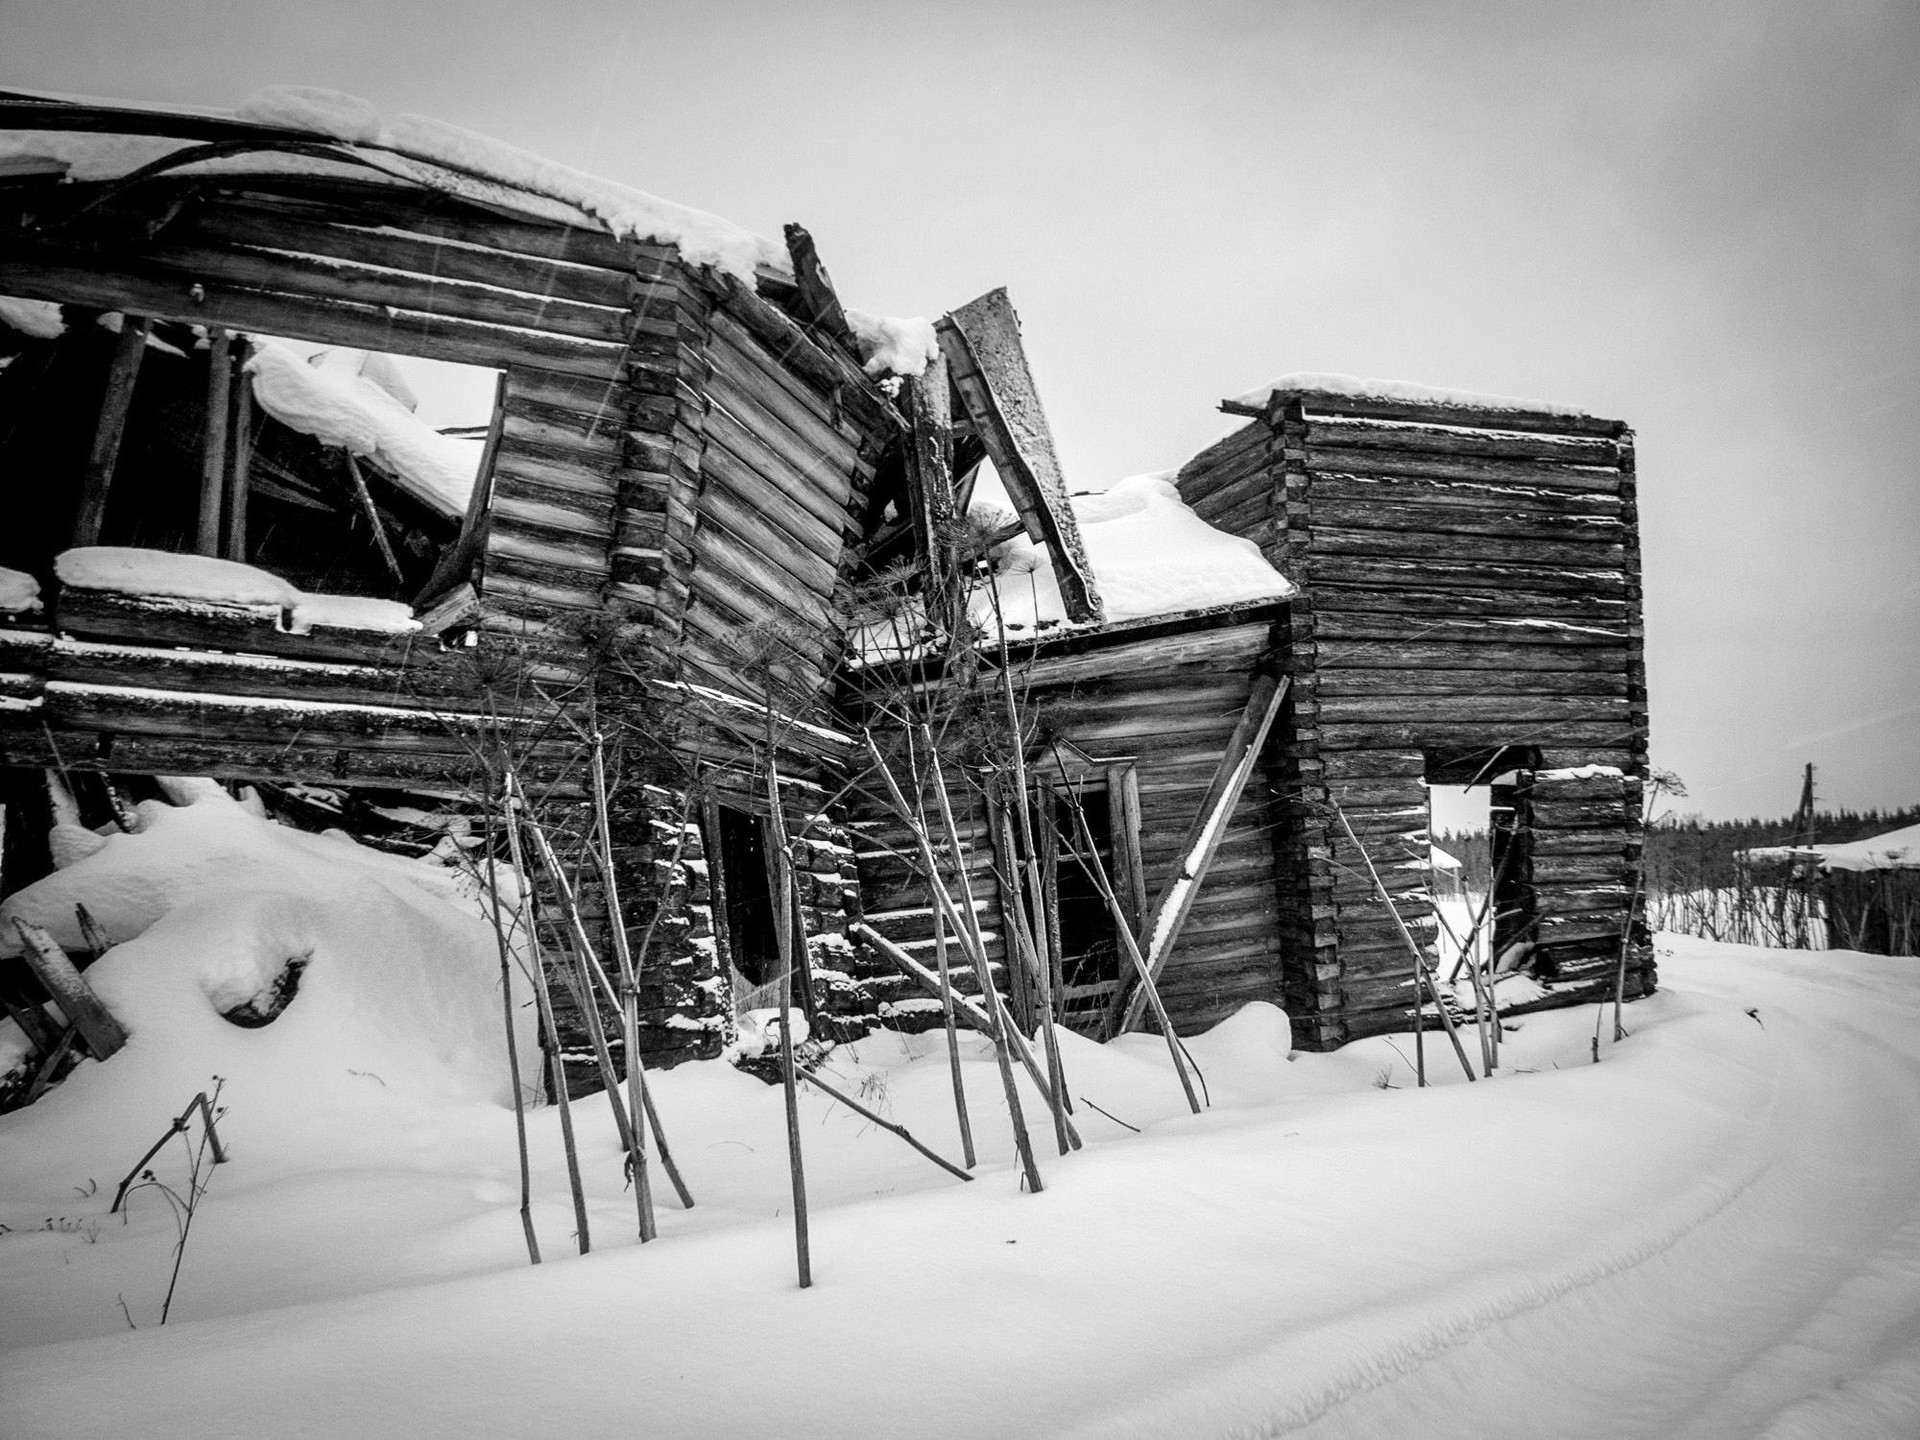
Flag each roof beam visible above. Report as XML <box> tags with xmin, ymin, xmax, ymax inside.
<box><xmin>935</xmin><ymin>288</ymin><xmax>1101</xmax><ymax>623</ymax></box>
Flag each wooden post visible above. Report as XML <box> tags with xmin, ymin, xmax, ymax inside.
<box><xmin>344</xmin><ymin>454</ymin><xmax>407</xmax><ymax>583</ymax></box>
<box><xmin>764</xmin><ymin>762</ymin><xmax>811</xmax><ymax>1288</ymax></box>
<box><xmin>72</xmin><ymin>316</ymin><xmax>149</xmax><ymax>546</ymax></box>
<box><xmin>196</xmin><ymin>328</ymin><xmax>231</xmax><ymax>556</ymax></box>
<box><xmin>12</xmin><ymin>920</ymin><xmax>127</xmax><ymax>1060</ymax></box>
<box><xmin>223</xmin><ymin>339</ymin><xmax>255</xmax><ymax>563</ymax></box>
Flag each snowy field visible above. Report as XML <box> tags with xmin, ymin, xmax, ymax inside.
<box><xmin>4</xmin><ymin>792</ymin><xmax>1920</xmax><ymax>1437</ymax></box>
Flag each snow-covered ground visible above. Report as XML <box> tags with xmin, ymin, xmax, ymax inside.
<box><xmin>3</xmin><ymin>793</ymin><xmax>1919</xmax><ymax>1437</ymax></box>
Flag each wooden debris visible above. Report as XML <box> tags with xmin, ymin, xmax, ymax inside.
<box><xmin>11</xmin><ymin>919</ymin><xmax>127</xmax><ymax>1061</ymax></box>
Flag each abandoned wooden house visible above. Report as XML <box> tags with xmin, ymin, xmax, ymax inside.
<box><xmin>0</xmin><ymin>89</ymin><xmax>1652</xmax><ymax>1096</ymax></box>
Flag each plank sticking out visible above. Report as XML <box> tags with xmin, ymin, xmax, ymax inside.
<box><xmin>72</xmin><ymin>315</ymin><xmax>150</xmax><ymax>547</ymax></box>
<box><xmin>781</xmin><ymin>223</ymin><xmax>859</xmax><ymax>358</ymax></box>
<box><xmin>936</xmin><ymin>288</ymin><xmax>1102</xmax><ymax>623</ymax></box>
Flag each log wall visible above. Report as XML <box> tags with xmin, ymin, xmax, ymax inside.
<box><xmin>840</xmin><ymin>612</ymin><xmax>1289</xmax><ymax>1035</ymax></box>
<box><xmin>1178</xmin><ymin>391</ymin><xmax>1652</xmax><ymax>1048</ymax></box>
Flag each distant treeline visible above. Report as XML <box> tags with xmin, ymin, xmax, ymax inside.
<box><xmin>1436</xmin><ymin>804</ymin><xmax>1920</xmax><ymax>895</ymax></box>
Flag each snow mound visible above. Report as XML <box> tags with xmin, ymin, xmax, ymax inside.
<box><xmin>56</xmin><ymin>547</ymin><xmax>299</xmax><ymax>607</ymax></box>
<box><xmin>0</xmin><ymin>788</ymin><xmax>534</xmax><ymax>1186</ymax></box>
<box><xmin>247</xmin><ymin>339</ymin><xmax>478</xmax><ymax>516</ymax></box>
<box><xmin>0</xmin><ymin>565</ymin><xmax>42</xmax><ymax>614</ymax></box>
<box><xmin>0</xmin><ymin>296</ymin><xmax>65</xmax><ymax>340</ymax></box>
<box><xmin>976</xmin><ymin>472</ymin><xmax>1293</xmax><ymax>634</ymax></box>
<box><xmin>846</xmin><ymin>309</ymin><xmax>938</xmax><ymax>378</ymax></box>
<box><xmin>1233</xmin><ymin>371</ymin><xmax>1588</xmax><ymax>418</ymax></box>
<box><xmin>235</xmin><ymin>85</ymin><xmax>382</xmax><ymax>144</ymax></box>
<box><xmin>52</xmin><ymin>546</ymin><xmax>419</xmax><ymax>633</ymax></box>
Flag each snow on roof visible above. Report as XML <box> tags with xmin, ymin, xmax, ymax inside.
<box><xmin>1431</xmin><ymin>845</ymin><xmax>1463</xmax><ymax>871</ymax></box>
<box><xmin>0</xmin><ymin>87</ymin><xmax>790</xmax><ymax>287</ymax></box>
<box><xmin>975</xmin><ymin>472</ymin><xmax>1293</xmax><ymax>636</ymax></box>
<box><xmin>247</xmin><ymin>339</ymin><xmax>479</xmax><ymax>517</ymax></box>
<box><xmin>1748</xmin><ymin>822</ymin><xmax>1920</xmax><ymax>873</ymax></box>
<box><xmin>54</xmin><ymin>547</ymin><xmax>418</xmax><ymax>634</ymax></box>
<box><xmin>1231</xmin><ymin>371</ymin><xmax>1588</xmax><ymax>418</ymax></box>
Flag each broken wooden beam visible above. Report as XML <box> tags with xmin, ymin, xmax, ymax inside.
<box><xmin>781</xmin><ymin>223</ymin><xmax>859</xmax><ymax>358</ymax></box>
<box><xmin>936</xmin><ymin>288</ymin><xmax>1102</xmax><ymax>623</ymax></box>
<box><xmin>71</xmin><ymin>315</ymin><xmax>149</xmax><ymax>546</ymax></box>
<box><xmin>11</xmin><ymin>919</ymin><xmax>128</xmax><ymax>1060</ymax></box>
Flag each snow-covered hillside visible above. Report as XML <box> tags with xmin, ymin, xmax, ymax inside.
<box><xmin>2</xmin><ymin>798</ymin><xmax>1918</xmax><ymax>1438</ymax></box>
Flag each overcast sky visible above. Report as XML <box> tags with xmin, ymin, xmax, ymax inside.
<box><xmin>7</xmin><ymin>0</ymin><xmax>1915</xmax><ymax>821</ymax></box>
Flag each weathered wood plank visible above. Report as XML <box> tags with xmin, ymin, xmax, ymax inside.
<box><xmin>0</xmin><ymin>261</ymin><xmax>629</xmax><ymax>377</ymax></box>
<box><xmin>938</xmin><ymin>288</ymin><xmax>1101</xmax><ymax>622</ymax></box>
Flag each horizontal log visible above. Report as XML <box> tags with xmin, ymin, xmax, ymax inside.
<box><xmin>1315</xmin><ymin>694</ymin><xmax>1631</xmax><ymax>725</ymax></box>
<box><xmin>1529</xmin><ymin>798</ymin><xmax>1634</xmax><ymax>828</ymax></box>
<box><xmin>506</xmin><ymin>364</ymin><xmax>653</xmax><ymax>420</ymax></box>
<box><xmin>117</xmin><ymin>240</ymin><xmax>648</xmax><ymax>344</ymax></box>
<box><xmin>1313</xmin><ymin>669</ymin><xmax>1629</xmax><ymax>699</ymax></box>
<box><xmin>1306</xmin><ymin>613</ymin><xmax>1631</xmax><ymax>646</ymax></box>
<box><xmin>1303</xmin><ymin>416</ymin><xmax>1620</xmax><ymax>465</ymax></box>
<box><xmin>38</xmin><ymin>638</ymin><xmax>555</xmax><ymax>714</ymax></box>
<box><xmin>1317</xmin><ymin>720</ymin><xmax>1641</xmax><ymax>752</ymax></box>
<box><xmin>212</xmin><ymin>185</ymin><xmax>652</xmax><ymax>273</ymax></box>
<box><xmin>1250</xmin><ymin>391</ymin><xmax>1627</xmax><ymax>439</ymax></box>
<box><xmin>1304</xmin><ymin>526</ymin><xmax>1626</xmax><ymax>570</ymax></box>
<box><xmin>1306</xmin><ymin>585</ymin><xmax>1628</xmax><ymax>626</ymax></box>
<box><xmin>1299</xmin><ymin>446</ymin><xmax>1623</xmax><ymax>493</ymax></box>
<box><xmin>190</xmin><ymin>200</ymin><xmax>643</xmax><ymax>309</ymax></box>
<box><xmin>1306</xmin><ymin>639</ymin><xmax>1631</xmax><ymax>673</ymax></box>
<box><xmin>1306</xmin><ymin>499</ymin><xmax>1626</xmax><ymax>547</ymax></box>
<box><xmin>1308</xmin><ymin>471</ymin><xmax>1621</xmax><ymax>517</ymax></box>
<box><xmin>0</xmin><ymin>260</ymin><xmax>630</xmax><ymax>378</ymax></box>
<box><xmin>1302</xmin><ymin>554</ymin><xmax>1629</xmax><ymax>596</ymax></box>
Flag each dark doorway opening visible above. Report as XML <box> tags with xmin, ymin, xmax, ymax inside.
<box><xmin>714</xmin><ymin>805</ymin><xmax>781</xmax><ymax>990</ymax></box>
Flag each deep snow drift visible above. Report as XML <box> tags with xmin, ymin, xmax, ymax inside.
<box><xmin>3</xmin><ymin>801</ymin><xmax>1919</xmax><ymax>1438</ymax></box>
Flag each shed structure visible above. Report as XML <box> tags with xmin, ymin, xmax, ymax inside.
<box><xmin>1177</xmin><ymin>379</ymin><xmax>1652</xmax><ymax>1045</ymax></box>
